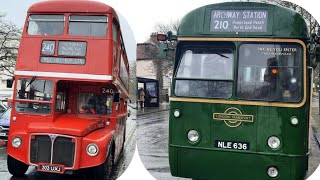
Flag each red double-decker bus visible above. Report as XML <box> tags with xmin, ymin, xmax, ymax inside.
<box><xmin>6</xmin><ymin>0</ymin><xmax>130</xmax><ymax>179</ymax></box>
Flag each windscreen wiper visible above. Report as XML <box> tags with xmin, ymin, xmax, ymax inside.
<box><xmin>217</xmin><ymin>53</ymin><xmax>229</xmax><ymax>59</ymax></box>
<box><xmin>26</xmin><ymin>76</ymin><xmax>37</xmax><ymax>88</ymax></box>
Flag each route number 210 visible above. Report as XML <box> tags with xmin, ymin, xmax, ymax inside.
<box><xmin>213</xmin><ymin>20</ymin><xmax>229</xmax><ymax>30</ymax></box>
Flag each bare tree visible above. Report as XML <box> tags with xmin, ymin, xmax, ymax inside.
<box><xmin>259</xmin><ymin>0</ymin><xmax>319</xmax><ymax>36</ymax></box>
<box><xmin>146</xmin><ymin>20</ymin><xmax>179</xmax><ymax>101</ymax></box>
<box><xmin>0</xmin><ymin>13</ymin><xmax>21</xmax><ymax>78</ymax></box>
<box><xmin>154</xmin><ymin>20</ymin><xmax>179</xmax><ymax>35</ymax></box>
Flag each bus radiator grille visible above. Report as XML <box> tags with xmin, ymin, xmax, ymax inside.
<box><xmin>52</xmin><ymin>137</ymin><xmax>75</xmax><ymax>167</ymax></box>
<box><xmin>30</xmin><ymin>135</ymin><xmax>52</xmax><ymax>164</ymax></box>
<box><xmin>30</xmin><ymin>135</ymin><xmax>75</xmax><ymax>167</ymax></box>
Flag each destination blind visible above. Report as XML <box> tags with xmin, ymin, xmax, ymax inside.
<box><xmin>210</xmin><ymin>10</ymin><xmax>268</xmax><ymax>32</ymax></box>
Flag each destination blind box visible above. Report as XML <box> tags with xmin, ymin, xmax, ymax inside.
<box><xmin>209</xmin><ymin>9</ymin><xmax>269</xmax><ymax>33</ymax></box>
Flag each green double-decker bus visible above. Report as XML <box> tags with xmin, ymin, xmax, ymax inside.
<box><xmin>169</xmin><ymin>2</ymin><xmax>316</xmax><ymax>180</ymax></box>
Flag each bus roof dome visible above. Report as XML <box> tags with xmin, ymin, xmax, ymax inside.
<box><xmin>178</xmin><ymin>2</ymin><xmax>308</xmax><ymax>39</ymax></box>
<box><xmin>28</xmin><ymin>0</ymin><xmax>117</xmax><ymax>16</ymax></box>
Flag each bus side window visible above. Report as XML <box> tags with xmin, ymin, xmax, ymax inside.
<box><xmin>106</xmin><ymin>96</ymin><xmax>113</xmax><ymax>114</ymax></box>
<box><xmin>112</xmin><ymin>19</ymin><xmax>119</xmax><ymax>43</ymax></box>
<box><xmin>55</xmin><ymin>81</ymin><xmax>67</xmax><ymax>112</ymax></box>
<box><xmin>55</xmin><ymin>92</ymin><xmax>66</xmax><ymax>112</ymax></box>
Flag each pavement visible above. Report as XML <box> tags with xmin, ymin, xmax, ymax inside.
<box><xmin>125</xmin><ymin>107</ymin><xmax>137</xmax><ymax>145</ymax></box>
<box><xmin>137</xmin><ymin>102</ymin><xmax>170</xmax><ymax>116</ymax></box>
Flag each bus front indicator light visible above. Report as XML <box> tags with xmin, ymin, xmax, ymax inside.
<box><xmin>86</xmin><ymin>143</ymin><xmax>99</xmax><ymax>156</ymax></box>
<box><xmin>290</xmin><ymin>117</ymin><xmax>299</xmax><ymax>125</ymax></box>
<box><xmin>268</xmin><ymin>136</ymin><xmax>281</xmax><ymax>149</ymax></box>
<box><xmin>12</xmin><ymin>137</ymin><xmax>22</xmax><ymax>148</ymax></box>
<box><xmin>173</xmin><ymin>109</ymin><xmax>181</xmax><ymax>118</ymax></box>
<box><xmin>267</xmin><ymin>167</ymin><xmax>279</xmax><ymax>178</ymax></box>
<box><xmin>187</xmin><ymin>130</ymin><xmax>199</xmax><ymax>143</ymax></box>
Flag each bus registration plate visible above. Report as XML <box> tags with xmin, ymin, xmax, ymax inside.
<box><xmin>38</xmin><ymin>164</ymin><xmax>64</xmax><ymax>174</ymax></box>
<box><xmin>215</xmin><ymin>140</ymin><xmax>249</xmax><ymax>150</ymax></box>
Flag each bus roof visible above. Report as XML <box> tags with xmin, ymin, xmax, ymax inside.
<box><xmin>178</xmin><ymin>2</ymin><xmax>308</xmax><ymax>39</ymax></box>
<box><xmin>28</xmin><ymin>0</ymin><xmax>117</xmax><ymax>17</ymax></box>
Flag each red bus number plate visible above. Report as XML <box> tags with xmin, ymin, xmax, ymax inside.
<box><xmin>38</xmin><ymin>164</ymin><xmax>64</xmax><ymax>174</ymax></box>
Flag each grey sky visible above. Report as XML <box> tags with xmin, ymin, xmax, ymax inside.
<box><xmin>1</xmin><ymin>0</ymin><xmax>39</xmax><ymax>28</ymax></box>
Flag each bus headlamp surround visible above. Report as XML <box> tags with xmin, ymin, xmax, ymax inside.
<box><xmin>86</xmin><ymin>143</ymin><xmax>99</xmax><ymax>156</ymax></box>
<box><xmin>267</xmin><ymin>136</ymin><xmax>281</xmax><ymax>149</ymax></box>
<box><xmin>187</xmin><ymin>130</ymin><xmax>200</xmax><ymax>143</ymax></box>
<box><xmin>12</xmin><ymin>137</ymin><xmax>22</xmax><ymax>148</ymax></box>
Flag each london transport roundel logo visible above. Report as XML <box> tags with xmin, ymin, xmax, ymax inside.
<box><xmin>213</xmin><ymin>107</ymin><xmax>254</xmax><ymax>128</ymax></box>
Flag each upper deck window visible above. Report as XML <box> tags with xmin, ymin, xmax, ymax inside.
<box><xmin>175</xmin><ymin>43</ymin><xmax>234</xmax><ymax>98</ymax></box>
<box><xmin>237</xmin><ymin>43</ymin><xmax>303</xmax><ymax>102</ymax></box>
<box><xmin>28</xmin><ymin>15</ymin><xmax>64</xmax><ymax>36</ymax></box>
<box><xmin>69</xmin><ymin>15</ymin><xmax>108</xmax><ymax>37</ymax></box>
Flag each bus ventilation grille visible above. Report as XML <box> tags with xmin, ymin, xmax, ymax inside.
<box><xmin>30</xmin><ymin>135</ymin><xmax>75</xmax><ymax>167</ymax></box>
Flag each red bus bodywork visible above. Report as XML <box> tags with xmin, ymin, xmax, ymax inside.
<box><xmin>7</xmin><ymin>0</ymin><xmax>129</xmax><ymax>174</ymax></box>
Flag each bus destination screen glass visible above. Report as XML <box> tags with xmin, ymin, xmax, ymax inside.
<box><xmin>210</xmin><ymin>10</ymin><xmax>268</xmax><ymax>32</ymax></box>
<box><xmin>237</xmin><ymin>43</ymin><xmax>303</xmax><ymax>102</ymax></box>
<box><xmin>175</xmin><ymin>46</ymin><xmax>234</xmax><ymax>98</ymax></box>
<box><xmin>58</xmin><ymin>41</ymin><xmax>87</xmax><ymax>56</ymax></box>
<box><xmin>40</xmin><ymin>41</ymin><xmax>86</xmax><ymax>65</ymax></box>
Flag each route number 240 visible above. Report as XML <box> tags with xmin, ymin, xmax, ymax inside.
<box><xmin>101</xmin><ymin>88</ymin><xmax>114</xmax><ymax>94</ymax></box>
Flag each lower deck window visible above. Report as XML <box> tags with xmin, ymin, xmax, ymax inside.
<box><xmin>175</xmin><ymin>80</ymin><xmax>232</xmax><ymax>98</ymax></box>
<box><xmin>237</xmin><ymin>43</ymin><xmax>303</xmax><ymax>102</ymax></box>
<box><xmin>174</xmin><ymin>42</ymin><xmax>234</xmax><ymax>99</ymax></box>
<box><xmin>16</xmin><ymin>102</ymin><xmax>51</xmax><ymax>114</ymax></box>
<box><xmin>78</xmin><ymin>93</ymin><xmax>112</xmax><ymax>115</ymax></box>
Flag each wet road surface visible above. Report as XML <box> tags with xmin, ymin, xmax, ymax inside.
<box><xmin>0</xmin><ymin>127</ymin><xmax>136</xmax><ymax>180</ymax></box>
<box><xmin>137</xmin><ymin>111</ymin><xmax>189</xmax><ymax>180</ymax></box>
<box><xmin>137</xmin><ymin>108</ymin><xmax>320</xmax><ymax>180</ymax></box>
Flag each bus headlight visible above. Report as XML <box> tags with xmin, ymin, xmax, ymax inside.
<box><xmin>267</xmin><ymin>136</ymin><xmax>281</xmax><ymax>149</ymax></box>
<box><xmin>86</xmin><ymin>143</ymin><xmax>99</xmax><ymax>156</ymax></box>
<box><xmin>267</xmin><ymin>166</ymin><xmax>279</xmax><ymax>178</ymax></box>
<box><xmin>173</xmin><ymin>109</ymin><xmax>181</xmax><ymax>118</ymax></box>
<box><xmin>187</xmin><ymin>130</ymin><xmax>199</xmax><ymax>143</ymax></box>
<box><xmin>12</xmin><ymin>137</ymin><xmax>22</xmax><ymax>148</ymax></box>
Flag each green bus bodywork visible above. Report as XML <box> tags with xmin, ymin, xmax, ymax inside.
<box><xmin>169</xmin><ymin>2</ymin><xmax>312</xmax><ymax>180</ymax></box>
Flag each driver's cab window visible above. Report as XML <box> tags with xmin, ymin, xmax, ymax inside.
<box><xmin>78</xmin><ymin>93</ymin><xmax>113</xmax><ymax>115</ymax></box>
